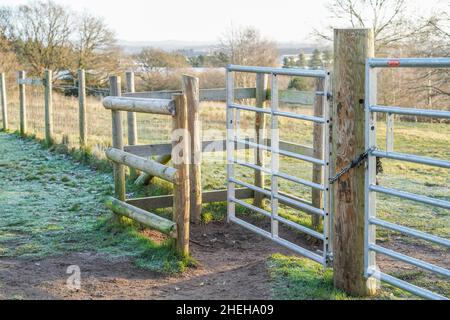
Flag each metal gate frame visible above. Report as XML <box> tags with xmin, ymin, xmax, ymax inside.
<box><xmin>226</xmin><ymin>65</ymin><xmax>332</xmax><ymax>267</ymax></box>
<box><xmin>364</xmin><ymin>57</ymin><xmax>450</xmax><ymax>300</ymax></box>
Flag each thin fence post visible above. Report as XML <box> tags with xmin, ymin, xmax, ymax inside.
<box><xmin>253</xmin><ymin>73</ymin><xmax>268</xmax><ymax>208</ymax></box>
<box><xmin>18</xmin><ymin>70</ymin><xmax>26</xmax><ymax>136</ymax></box>
<box><xmin>172</xmin><ymin>93</ymin><xmax>190</xmax><ymax>256</ymax></box>
<box><xmin>312</xmin><ymin>78</ymin><xmax>324</xmax><ymax>230</ymax></box>
<box><xmin>126</xmin><ymin>71</ymin><xmax>138</xmax><ymax>179</ymax></box>
<box><xmin>0</xmin><ymin>73</ymin><xmax>7</xmax><ymax>131</ymax></box>
<box><xmin>386</xmin><ymin>113</ymin><xmax>394</xmax><ymax>152</ymax></box>
<box><xmin>78</xmin><ymin>69</ymin><xmax>87</xmax><ymax>147</ymax></box>
<box><xmin>44</xmin><ymin>69</ymin><xmax>53</xmax><ymax>145</ymax></box>
<box><xmin>182</xmin><ymin>74</ymin><xmax>202</xmax><ymax>223</ymax></box>
<box><xmin>332</xmin><ymin>28</ymin><xmax>377</xmax><ymax>296</ymax></box>
<box><xmin>110</xmin><ymin>76</ymin><xmax>125</xmax><ymax>206</ymax></box>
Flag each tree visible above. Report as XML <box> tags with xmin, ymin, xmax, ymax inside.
<box><xmin>315</xmin><ymin>0</ymin><xmax>427</xmax><ymax>51</ymax></box>
<box><xmin>135</xmin><ymin>48</ymin><xmax>189</xmax><ymax>91</ymax></box>
<box><xmin>6</xmin><ymin>0</ymin><xmax>72</xmax><ymax>77</ymax></box>
<box><xmin>135</xmin><ymin>48</ymin><xmax>188</xmax><ymax>72</ymax></box>
<box><xmin>322</xmin><ymin>49</ymin><xmax>333</xmax><ymax>67</ymax></box>
<box><xmin>309</xmin><ymin>49</ymin><xmax>323</xmax><ymax>69</ymax></box>
<box><xmin>70</xmin><ymin>12</ymin><xmax>120</xmax><ymax>86</ymax></box>
<box><xmin>218</xmin><ymin>25</ymin><xmax>278</xmax><ymax>86</ymax></box>
<box><xmin>296</xmin><ymin>53</ymin><xmax>307</xmax><ymax>68</ymax></box>
<box><xmin>288</xmin><ymin>77</ymin><xmax>314</xmax><ymax>91</ymax></box>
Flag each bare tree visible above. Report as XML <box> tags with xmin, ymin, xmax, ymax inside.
<box><xmin>71</xmin><ymin>12</ymin><xmax>121</xmax><ymax>86</ymax></box>
<box><xmin>7</xmin><ymin>0</ymin><xmax>72</xmax><ymax>77</ymax></box>
<box><xmin>315</xmin><ymin>0</ymin><xmax>426</xmax><ymax>51</ymax></box>
<box><xmin>218</xmin><ymin>25</ymin><xmax>278</xmax><ymax>86</ymax></box>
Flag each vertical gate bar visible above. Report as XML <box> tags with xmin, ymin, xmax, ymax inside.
<box><xmin>386</xmin><ymin>113</ymin><xmax>394</xmax><ymax>152</ymax></box>
<box><xmin>270</xmin><ymin>73</ymin><xmax>279</xmax><ymax>237</ymax></box>
<box><xmin>364</xmin><ymin>61</ymin><xmax>378</xmax><ymax>279</ymax></box>
<box><xmin>226</xmin><ymin>70</ymin><xmax>236</xmax><ymax>223</ymax></box>
<box><xmin>322</xmin><ymin>71</ymin><xmax>332</xmax><ymax>267</ymax></box>
<box><xmin>19</xmin><ymin>71</ymin><xmax>27</xmax><ymax>136</ymax></box>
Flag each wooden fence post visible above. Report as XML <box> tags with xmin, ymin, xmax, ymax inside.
<box><xmin>0</xmin><ymin>73</ymin><xmax>7</xmax><ymax>131</ymax></box>
<box><xmin>253</xmin><ymin>73</ymin><xmax>268</xmax><ymax>208</ymax></box>
<box><xmin>172</xmin><ymin>93</ymin><xmax>190</xmax><ymax>256</ymax></box>
<box><xmin>332</xmin><ymin>28</ymin><xmax>377</xmax><ymax>296</ymax></box>
<box><xmin>126</xmin><ymin>71</ymin><xmax>139</xmax><ymax>179</ymax></box>
<box><xmin>44</xmin><ymin>70</ymin><xmax>53</xmax><ymax>145</ymax></box>
<box><xmin>312</xmin><ymin>78</ymin><xmax>324</xmax><ymax>230</ymax></box>
<box><xmin>182</xmin><ymin>75</ymin><xmax>202</xmax><ymax>223</ymax></box>
<box><xmin>110</xmin><ymin>76</ymin><xmax>125</xmax><ymax>206</ymax></box>
<box><xmin>78</xmin><ymin>69</ymin><xmax>87</xmax><ymax>147</ymax></box>
<box><xmin>18</xmin><ymin>71</ymin><xmax>26</xmax><ymax>136</ymax></box>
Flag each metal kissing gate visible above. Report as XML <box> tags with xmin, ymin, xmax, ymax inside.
<box><xmin>226</xmin><ymin>60</ymin><xmax>450</xmax><ymax>300</ymax></box>
<box><xmin>364</xmin><ymin>58</ymin><xmax>450</xmax><ymax>300</ymax></box>
<box><xmin>226</xmin><ymin>65</ymin><xmax>332</xmax><ymax>267</ymax></box>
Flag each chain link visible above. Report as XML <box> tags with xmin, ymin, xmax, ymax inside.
<box><xmin>329</xmin><ymin>146</ymin><xmax>378</xmax><ymax>184</ymax></box>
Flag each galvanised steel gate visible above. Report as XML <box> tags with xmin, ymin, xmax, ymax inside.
<box><xmin>364</xmin><ymin>58</ymin><xmax>450</xmax><ymax>300</ymax></box>
<box><xmin>226</xmin><ymin>65</ymin><xmax>332</xmax><ymax>267</ymax></box>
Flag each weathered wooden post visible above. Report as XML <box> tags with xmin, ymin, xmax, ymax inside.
<box><xmin>18</xmin><ymin>71</ymin><xmax>27</xmax><ymax>136</ymax></box>
<box><xmin>182</xmin><ymin>75</ymin><xmax>202</xmax><ymax>223</ymax></box>
<box><xmin>44</xmin><ymin>70</ymin><xmax>53</xmax><ymax>145</ymax></box>
<box><xmin>253</xmin><ymin>73</ymin><xmax>268</xmax><ymax>208</ymax></box>
<box><xmin>78</xmin><ymin>69</ymin><xmax>87</xmax><ymax>147</ymax></box>
<box><xmin>172</xmin><ymin>93</ymin><xmax>190</xmax><ymax>256</ymax></box>
<box><xmin>110</xmin><ymin>76</ymin><xmax>126</xmax><ymax>206</ymax></box>
<box><xmin>332</xmin><ymin>28</ymin><xmax>377</xmax><ymax>296</ymax></box>
<box><xmin>126</xmin><ymin>71</ymin><xmax>139</xmax><ymax>179</ymax></box>
<box><xmin>312</xmin><ymin>78</ymin><xmax>324</xmax><ymax>230</ymax></box>
<box><xmin>0</xmin><ymin>73</ymin><xmax>7</xmax><ymax>131</ymax></box>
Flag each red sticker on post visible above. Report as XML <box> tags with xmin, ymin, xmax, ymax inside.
<box><xmin>387</xmin><ymin>59</ymin><xmax>401</xmax><ymax>67</ymax></box>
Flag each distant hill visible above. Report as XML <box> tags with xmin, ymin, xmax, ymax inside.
<box><xmin>119</xmin><ymin>40</ymin><xmax>323</xmax><ymax>55</ymax></box>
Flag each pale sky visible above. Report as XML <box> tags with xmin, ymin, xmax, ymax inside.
<box><xmin>0</xmin><ymin>0</ymin><xmax>445</xmax><ymax>43</ymax></box>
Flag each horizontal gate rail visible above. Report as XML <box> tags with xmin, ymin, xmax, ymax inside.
<box><xmin>372</xmin><ymin>150</ymin><xmax>450</xmax><ymax>169</ymax></box>
<box><xmin>229</xmin><ymin>216</ymin><xmax>324</xmax><ymax>264</ymax></box>
<box><xmin>370</xmin><ymin>105</ymin><xmax>450</xmax><ymax>119</ymax></box>
<box><xmin>228</xmin><ymin>64</ymin><xmax>327</xmax><ymax>78</ymax></box>
<box><xmin>229</xmin><ymin>103</ymin><xmax>272</xmax><ymax>114</ymax></box>
<box><xmin>275</xmin><ymin>193</ymin><xmax>325</xmax><ymax>217</ymax></box>
<box><xmin>369</xmin><ymin>217</ymin><xmax>450</xmax><ymax>247</ymax></box>
<box><xmin>368</xmin><ymin>57</ymin><xmax>450</xmax><ymax>68</ymax></box>
<box><xmin>369</xmin><ymin>244</ymin><xmax>450</xmax><ymax>278</ymax></box>
<box><xmin>272</xmin><ymin>110</ymin><xmax>325</xmax><ymax>123</ymax></box>
<box><xmin>367</xmin><ymin>270</ymin><xmax>447</xmax><ymax>300</ymax></box>
<box><xmin>370</xmin><ymin>185</ymin><xmax>450</xmax><ymax>210</ymax></box>
<box><xmin>364</xmin><ymin>57</ymin><xmax>450</xmax><ymax>300</ymax></box>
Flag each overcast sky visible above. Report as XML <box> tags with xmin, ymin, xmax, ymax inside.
<box><xmin>0</xmin><ymin>0</ymin><xmax>446</xmax><ymax>43</ymax></box>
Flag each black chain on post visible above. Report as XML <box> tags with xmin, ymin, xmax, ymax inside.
<box><xmin>329</xmin><ymin>146</ymin><xmax>378</xmax><ymax>184</ymax></box>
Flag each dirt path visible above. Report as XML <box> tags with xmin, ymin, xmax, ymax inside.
<box><xmin>0</xmin><ymin>133</ymin><xmax>291</xmax><ymax>300</ymax></box>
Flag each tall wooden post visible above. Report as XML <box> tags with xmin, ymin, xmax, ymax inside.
<box><xmin>182</xmin><ymin>75</ymin><xmax>202</xmax><ymax>223</ymax></box>
<box><xmin>126</xmin><ymin>71</ymin><xmax>139</xmax><ymax>179</ymax></box>
<box><xmin>332</xmin><ymin>28</ymin><xmax>377</xmax><ymax>296</ymax></box>
<box><xmin>110</xmin><ymin>76</ymin><xmax>125</xmax><ymax>205</ymax></box>
<box><xmin>312</xmin><ymin>78</ymin><xmax>324</xmax><ymax>230</ymax></box>
<box><xmin>0</xmin><ymin>73</ymin><xmax>7</xmax><ymax>131</ymax></box>
<box><xmin>253</xmin><ymin>73</ymin><xmax>268</xmax><ymax>208</ymax></box>
<box><xmin>172</xmin><ymin>93</ymin><xmax>190</xmax><ymax>256</ymax></box>
<box><xmin>18</xmin><ymin>71</ymin><xmax>27</xmax><ymax>136</ymax></box>
<box><xmin>44</xmin><ymin>70</ymin><xmax>53</xmax><ymax>145</ymax></box>
<box><xmin>78</xmin><ymin>69</ymin><xmax>87</xmax><ymax>147</ymax></box>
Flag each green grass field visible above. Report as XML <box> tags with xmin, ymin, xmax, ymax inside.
<box><xmin>0</xmin><ymin>91</ymin><xmax>448</xmax><ymax>299</ymax></box>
